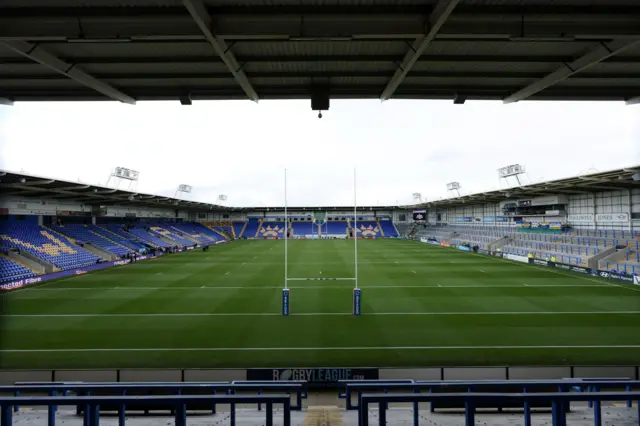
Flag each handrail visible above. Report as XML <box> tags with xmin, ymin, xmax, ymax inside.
<box><xmin>344</xmin><ymin>380</ymin><xmax>640</xmax><ymax>410</ymax></box>
<box><xmin>0</xmin><ymin>394</ymin><xmax>291</xmax><ymax>426</ymax></box>
<box><xmin>359</xmin><ymin>391</ymin><xmax>640</xmax><ymax>426</ymax></box>
<box><xmin>3</xmin><ymin>382</ymin><xmax>305</xmax><ymax>411</ymax></box>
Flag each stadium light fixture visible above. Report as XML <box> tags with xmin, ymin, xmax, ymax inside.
<box><xmin>446</xmin><ymin>182</ymin><xmax>461</xmax><ymax>197</ymax></box>
<box><xmin>175</xmin><ymin>184</ymin><xmax>193</xmax><ymax>199</ymax></box>
<box><xmin>106</xmin><ymin>167</ymin><xmax>140</xmax><ymax>191</ymax></box>
<box><xmin>498</xmin><ymin>164</ymin><xmax>526</xmax><ymax>186</ymax></box>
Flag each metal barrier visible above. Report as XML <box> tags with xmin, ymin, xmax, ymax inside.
<box><xmin>359</xmin><ymin>391</ymin><xmax>640</xmax><ymax>426</ymax></box>
<box><xmin>1</xmin><ymin>382</ymin><xmax>305</xmax><ymax>411</ymax></box>
<box><xmin>344</xmin><ymin>379</ymin><xmax>640</xmax><ymax>411</ymax></box>
<box><xmin>338</xmin><ymin>380</ymin><xmax>414</xmax><ymax>400</ymax></box>
<box><xmin>0</xmin><ymin>394</ymin><xmax>291</xmax><ymax>426</ymax></box>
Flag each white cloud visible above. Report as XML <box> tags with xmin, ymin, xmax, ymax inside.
<box><xmin>0</xmin><ymin>100</ymin><xmax>638</xmax><ymax>207</ymax></box>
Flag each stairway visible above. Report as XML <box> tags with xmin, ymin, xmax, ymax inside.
<box><xmin>376</xmin><ymin>218</ymin><xmax>385</xmax><ymax>237</ymax></box>
<box><xmin>204</xmin><ymin>224</ymin><xmax>228</xmax><ymax>240</ymax></box>
<box><xmin>254</xmin><ymin>219</ymin><xmax>265</xmax><ymax>238</ymax></box>
<box><xmin>238</xmin><ymin>222</ymin><xmax>248</xmax><ymax>238</ymax></box>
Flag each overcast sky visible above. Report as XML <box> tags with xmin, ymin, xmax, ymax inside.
<box><xmin>0</xmin><ymin>100</ymin><xmax>638</xmax><ymax>207</ymax></box>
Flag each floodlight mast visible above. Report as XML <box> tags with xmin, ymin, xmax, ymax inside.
<box><xmin>498</xmin><ymin>164</ymin><xmax>526</xmax><ymax>187</ymax></box>
<box><xmin>106</xmin><ymin>167</ymin><xmax>139</xmax><ymax>191</ymax></box>
<box><xmin>174</xmin><ymin>184</ymin><xmax>193</xmax><ymax>199</ymax></box>
<box><xmin>446</xmin><ymin>182</ymin><xmax>461</xmax><ymax>197</ymax></box>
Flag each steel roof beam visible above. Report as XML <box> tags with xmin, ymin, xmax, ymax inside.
<box><xmin>0</xmin><ymin>97</ymin><xmax>13</xmax><ymax>106</ymax></box>
<box><xmin>627</xmin><ymin>96</ymin><xmax>640</xmax><ymax>105</ymax></box>
<box><xmin>380</xmin><ymin>0</ymin><xmax>459</xmax><ymax>101</ymax></box>
<box><xmin>503</xmin><ymin>39</ymin><xmax>640</xmax><ymax>103</ymax></box>
<box><xmin>182</xmin><ymin>0</ymin><xmax>258</xmax><ymax>102</ymax></box>
<box><xmin>1</xmin><ymin>41</ymin><xmax>136</xmax><ymax>104</ymax></box>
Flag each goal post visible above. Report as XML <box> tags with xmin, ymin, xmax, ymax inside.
<box><xmin>282</xmin><ymin>167</ymin><xmax>361</xmax><ymax>316</ymax></box>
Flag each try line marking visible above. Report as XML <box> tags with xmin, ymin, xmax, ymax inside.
<box><xmin>18</xmin><ymin>283</ymin><xmax>613</xmax><ymax>292</ymax></box>
<box><xmin>2</xmin><ymin>345</ymin><xmax>640</xmax><ymax>353</ymax></box>
<box><xmin>3</xmin><ymin>311</ymin><xmax>639</xmax><ymax>318</ymax></box>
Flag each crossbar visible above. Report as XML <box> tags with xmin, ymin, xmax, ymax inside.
<box><xmin>286</xmin><ymin>278</ymin><xmax>356</xmax><ymax>281</ymax></box>
<box><xmin>359</xmin><ymin>392</ymin><xmax>640</xmax><ymax>426</ymax></box>
<box><xmin>0</xmin><ymin>394</ymin><xmax>291</xmax><ymax>426</ymax></box>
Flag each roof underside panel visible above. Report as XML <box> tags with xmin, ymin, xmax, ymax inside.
<box><xmin>1</xmin><ymin>0</ymin><xmax>639</xmax><ymax>102</ymax></box>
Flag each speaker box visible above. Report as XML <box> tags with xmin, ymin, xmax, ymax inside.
<box><xmin>311</xmin><ymin>87</ymin><xmax>330</xmax><ymax>111</ymax></box>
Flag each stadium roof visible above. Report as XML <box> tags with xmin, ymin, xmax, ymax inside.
<box><xmin>0</xmin><ymin>170</ymin><xmax>396</xmax><ymax>211</ymax></box>
<box><xmin>1</xmin><ymin>0</ymin><xmax>640</xmax><ymax>105</ymax></box>
<box><xmin>409</xmin><ymin>165</ymin><xmax>640</xmax><ymax>209</ymax></box>
<box><xmin>2</xmin><ymin>167</ymin><xmax>639</xmax><ymax>212</ymax></box>
<box><xmin>0</xmin><ymin>170</ymin><xmax>227</xmax><ymax>211</ymax></box>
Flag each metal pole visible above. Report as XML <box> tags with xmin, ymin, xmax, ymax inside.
<box><xmin>354</xmin><ymin>168</ymin><xmax>358</xmax><ymax>289</ymax></box>
<box><xmin>284</xmin><ymin>169</ymin><xmax>288</xmax><ymax>290</ymax></box>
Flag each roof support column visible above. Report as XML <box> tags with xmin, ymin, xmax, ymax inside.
<box><xmin>380</xmin><ymin>0</ymin><xmax>459</xmax><ymax>101</ymax></box>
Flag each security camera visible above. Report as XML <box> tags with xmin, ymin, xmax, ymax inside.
<box><xmin>318</xmin><ymin>111</ymin><xmax>323</xmax><ymax>119</ymax></box>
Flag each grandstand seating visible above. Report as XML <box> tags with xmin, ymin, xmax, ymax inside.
<box><xmin>128</xmin><ymin>227</ymin><xmax>173</xmax><ymax>248</ymax></box>
<box><xmin>242</xmin><ymin>220</ymin><xmax>261</xmax><ymax>238</ymax></box>
<box><xmin>0</xmin><ymin>224</ymin><xmax>100</xmax><ymax>270</ymax></box>
<box><xmin>258</xmin><ymin>222</ymin><xmax>286</xmax><ymax>238</ymax></box>
<box><xmin>0</xmin><ymin>256</ymin><xmax>36</xmax><ymax>283</ymax></box>
<box><xmin>603</xmin><ymin>249</ymin><xmax>640</xmax><ymax>275</ymax></box>
<box><xmin>290</xmin><ymin>221</ymin><xmax>315</xmax><ymax>236</ymax></box>
<box><xmin>148</xmin><ymin>225</ymin><xmax>196</xmax><ymax>246</ymax></box>
<box><xmin>95</xmin><ymin>225</ymin><xmax>148</xmax><ymax>251</ymax></box>
<box><xmin>378</xmin><ymin>220</ymin><xmax>399</xmax><ymax>237</ymax></box>
<box><xmin>233</xmin><ymin>221</ymin><xmax>246</xmax><ymax>238</ymax></box>
<box><xmin>353</xmin><ymin>221</ymin><xmax>381</xmax><ymax>237</ymax></box>
<box><xmin>419</xmin><ymin>225</ymin><xmax>640</xmax><ymax>268</ymax></box>
<box><xmin>325</xmin><ymin>221</ymin><xmax>348</xmax><ymax>236</ymax></box>
<box><xmin>51</xmin><ymin>224</ymin><xmax>130</xmax><ymax>256</ymax></box>
<box><xmin>172</xmin><ymin>223</ymin><xmax>226</xmax><ymax>243</ymax></box>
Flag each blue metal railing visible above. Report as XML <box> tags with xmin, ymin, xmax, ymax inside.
<box><xmin>2</xmin><ymin>382</ymin><xmax>305</xmax><ymax>411</ymax></box>
<box><xmin>343</xmin><ymin>379</ymin><xmax>640</xmax><ymax>411</ymax></box>
<box><xmin>359</xmin><ymin>391</ymin><xmax>640</xmax><ymax>426</ymax></box>
<box><xmin>0</xmin><ymin>394</ymin><xmax>290</xmax><ymax>426</ymax></box>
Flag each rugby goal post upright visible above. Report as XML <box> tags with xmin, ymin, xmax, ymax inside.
<box><xmin>281</xmin><ymin>168</ymin><xmax>361</xmax><ymax>316</ymax></box>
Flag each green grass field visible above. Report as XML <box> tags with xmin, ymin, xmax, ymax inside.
<box><xmin>1</xmin><ymin>239</ymin><xmax>640</xmax><ymax>369</ymax></box>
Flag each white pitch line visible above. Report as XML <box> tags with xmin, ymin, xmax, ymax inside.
<box><xmin>411</xmin><ymin>270</ymin><xmax>416</xmax><ymax>274</ymax></box>
<box><xmin>3</xmin><ymin>311</ymin><xmax>640</xmax><ymax>318</ymax></box>
<box><xmin>12</xmin><ymin>284</ymin><xmax>614</xmax><ymax>293</ymax></box>
<box><xmin>2</xmin><ymin>345</ymin><xmax>640</xmax><ymax>353</ymax></box>
<box><xmin>479</xmin><ymin>269</ymin><xmax>486</xmax><ymax>273</ymax></box>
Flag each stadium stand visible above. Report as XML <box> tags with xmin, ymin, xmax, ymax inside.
<box><xmin>0</xmin><ymin>256</ymin><xmax>36</xmax><ymax>283</ymax></box>
<box><xmin>0</xmin><ymin>223</ymin><xmax>101</xmax><ymax>270</ymax></box>
<box><xmin>258</xmin><ymin>222</ymin><xmax>286</xmax><ymax>238</ymax></box>
<box><xmin>290</xmin><ymin>221</ymin><xmax>315</xmax><ymax>236</ymax></box>
<box><xmin>378</xmin><ymin>219</ymin><xmax>399</xmax><ymax>237</ymax></box>
<box><xmin>51</xmin><ymin>224</ymin><xmax>130</xmax><ymax>257</ymax></box>
<box><xmin>128</xmin><ymin>226</ymin><xmax>173</xmax><ymax>248</ymax></box>
<box><xmin>148</xmin><ymin>225</ymin><xmax>196</xmax><ymax>246</ymax></box>
<box><xmin>171</xmin><ymin>222</ymin><xmax>225</xmax><ymax>244</ymax></box>
<box><xmin>242</xmin><ymin>219</ymin><xmax>262</xmax><ymax>238</ymax></box>
<box><xmin>233</xmin><ymin>221</ymin><xmax>247</xmax><ymax>238</ymax></box>
<box><xmin>95</xmin><ymin>224</ymin><xmax>149</xmax><ymax>252</ymax></box>
<box><xmin>354</xmin><ymin>221</ymin><xmax>382</xmax><ymax>238</ymax></box>
<box><xmin>325</xmin><ymin>221</ymin><xmax>348</xmax><ymax>236</ymax></box>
